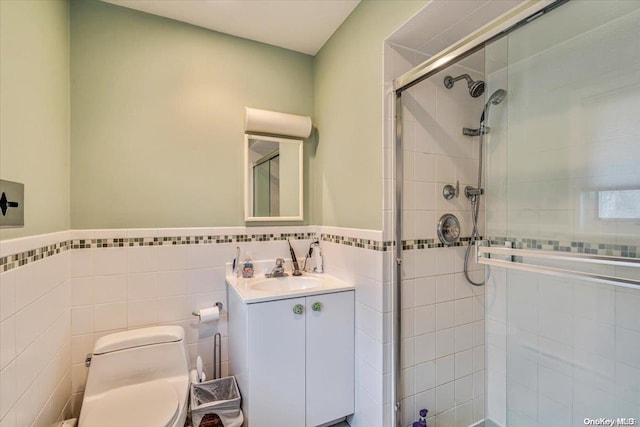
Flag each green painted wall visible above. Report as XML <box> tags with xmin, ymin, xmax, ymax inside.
<box><xmin>70</xmin><ymin>0</ymin><xmax>314</xmax><ymax>229</ymax></box>
<box><xmin>313</xmin><ymin>0</ymin><xmax>426</xmax><ymax>230</ymax></box>
<box><xmin>0</xmin><ymin>0</ymin><xmax>70</xmax><ymax>240</ymax></box>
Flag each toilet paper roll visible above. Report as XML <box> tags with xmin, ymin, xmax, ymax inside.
<box><xmin>245</xmin><ymin>107</ymin><xmax>312</xmax><ymax>138</ymax></box>
<box><xmin>198</xmin><ymin>306</ymin><xmax>220</xmax><ymax>323</ymax></box>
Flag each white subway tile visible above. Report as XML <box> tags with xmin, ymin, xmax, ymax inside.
<box><xmin>158</xmin><ymin>270</ymin><xmax>188</xmax><ymax>297</ymax></box>
<box><xmin>453</xmin><ymin>273</ymin><xmax>473</xmax><ymax>300</ymax></box>
<box><xmin>436</xmin><ymin>381</ymin><xmax>455</xmax><ymax>414</ymax></box>
<box><xmin>402</xmin><ymin>366</ymin><xmax>415</xmax><ymax>397</ymax></box>
<box><xmin>71</xmin><ymin>364</ymin><xmax>87</xmax><ymax>394</ymax></box>
<box><xmin>414</xmin><ymin>249</ymin><xmax>437</xmax><ymax>279</ymax></box>
<box><xmin>0</xmin><ymin>272</ymin><xmax>16</xmax><ymax>321</ymax></box>
<box><xmin>71</xmin><ymin>334</ymin><xmax>94</xmax><ymax>365</ymax></box>
<box><xmin>402</xmin><ymin>308</ymin><xmax>415</xmax><ymax>340</ymax></box>
<box><xmin>414</xmin><ymin>211</ymin><xmax>436</xmax><ymax>240</ymax></box>
<box><xmin>16</xmin><ymin>382</ymin><xmax>37</xmax><ymax>427</ymax></box>
<box><xmin>187</xmin><ymin>268</ymin><xmax>219</xmax><ymax>295</ymax></box>
<box><xmin>414</xmin><ymin>277</ymin><xmax>435</xmax><ymax>307</ymax></box>
<box><xmin>71</xmin><ymin>306</ymin><xmax>93</xmax><ymax>336</ymax></box>
<box><xmin>414</xmin><ymin>361</ymin><xmax>435</xmax><ymax>393</ymax></box>
<box><xmin>94</xmin><ymin>274</ymin><xmax>126</xmax><ymax>304</ymax></box>
<box><xmin>0</xmin><ymin>361</ymin><xmax>16</xmax><ymax>420</ymax></box>
<box><xmin>157</xmin><ymin>245</ymin><xmax>187</xmax><ymax>271</ymax></box>
<box><xmin>414</xmin><ymin>304</ymin><xmax>435</xmax><ymax>336</ymax></box>
<box><xmin>127</xmin><ymin>272</ymin><xmax>158</xmax><ymax>300</ymax></box>
<box><xmin>455</xmin><ymin>297</ymin><xmax>473</xmax><ymax>326</ymax></box>
<box><xmin>0</xmin><ymin>317</ymin><xmax>16</xmax><ymax>371</ymax></box>
<box><xmin>455</xmin><ymin>399</ymin><xmax>473</xmax><ymax>427</ymax></box>
<box><xmin>436</xmin><ymin>328</ymin><xmax>455</xmax><ymax>359</ymax></box>
<box><xmin>400</xmin><ymin>338</ymin><xmax>414</xmax><ymax>371</ymax></box>
<box><xmin>436</xmin><ymin>355</ymin><xmax>455</xmax><ymax>386</ymax></box>
<box><xmin>454</xmin><ymin>324</ymin><xmax>473</xmax><ymax>353</ymax></box>
<box><xmin>435</xmin><ymin>247</ymin><xmax>456</xmax><ymax>275</ymax></box>
<box><xmin>94</xmin><ymin>302</ymin><xmax>126</xmax><ymax>332</ymax></box>
<box><xmin>71</xmin><ymin>277</ymin><xmax>94</xmax><ymax>307</ymax></box>
<box><xmin>70</xmin><ymin>249</ymin><xmax>94</xmax><ymax>278</ymax></box>
<box><xmin>455</xmin><ymin>349</ymin><xmax>473</xmax><ymax>379</ymax></box>
<box><xmin>616</xmin><ymin>290</ymin><xmax>640</xmax><ymax>332</ymax></box>
<box><xmin>435</xmin><ymin>274</ymin><xmax>455</xmax><ymax>303</ymax></box>
<box><xmin>473</xmin><ymin>346</ymin><xmax>484</xmax><ymax>373</ymax></box>
<box><xmin>158</xmin><ymin>296</ymin><xmax>189</xmax><ymax>323</ymax></box>
<box><xmin>127</xmin><ymin>246</ymin><xmax>158</xmax><ymax>273</ymax></box>
<box><xmin>414</xmin><ymin>332</ymin><xmax>435</xmax><ymax>365</ymax></box>
<box><xmin>616</xmin><ymin>327</ymin><xmax>640</xmax><ymax>369</ymax></box>
<box><xmin>435</xmin><ymin>301</ymin><xmax>455</xmax><ymax>330</ymax></box>
<box><xmin>94</xmin><ymin>248</ymin><xmax>126</xmax><ymax>276</ymax></box>
<box><xmin>128</xmin><ymin>299</ymin><xmax>158</xmax><ymax>328</ymax></box>
<box><xmin>473</xmin><ymin>370</ymin><xmax>484</xmax><ymax>399</ymax></box>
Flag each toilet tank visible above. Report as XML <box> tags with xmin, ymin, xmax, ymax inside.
<box><xmin>84</xmin><ymin>326</ymin><xmax>189</xmax><ymax>396</ymax></box>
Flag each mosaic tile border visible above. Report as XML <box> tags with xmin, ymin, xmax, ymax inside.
<box><xmin>70</xmin><ymin>232</ymin><xmax>316</xmax><ymax>249</ymax></box>
<box><xmin>401</xmin><ymin>236</ymin><xmax>477</xmax><ymax>250</ymax></box>
<box><xmin>320</xmin><ymin>233</ymin><xmax>392</xmax><ymax>251</ymax></box>
<box><xmin>489</xmin><ymin>236</ymin><xmax>638</xmax><ymax>259</ymax></box>
<box><xmin>0</xmin><ymin>241</ymin><xmax>70</xmax><ymax>273</ymax></box>
<box><xmin>2</xmin><ymin>232</ymin><xmax>638</xmax><ymax>273</ymax></box>
<box><xmin>0</xmin><ymin>232</ymin><xmax>368</xmax><ymax>272</ymax></box>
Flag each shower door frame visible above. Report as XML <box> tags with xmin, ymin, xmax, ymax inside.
<box><xmin>389</xmin><ymin>1</ymin><xmax>568</xmax><ymax>426</ymax></box>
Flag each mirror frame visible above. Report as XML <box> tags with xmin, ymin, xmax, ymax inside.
<box><xmin>244</xmin><ymin>134</ymin><xmax>303</xmax><ymax>222</ymax></box>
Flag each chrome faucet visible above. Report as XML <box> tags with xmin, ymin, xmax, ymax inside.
<box><xmin>266</xmin><ymin>258</ymin><xmax>287</xmax><ymax>278</ymax></box>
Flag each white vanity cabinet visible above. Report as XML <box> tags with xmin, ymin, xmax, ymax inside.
<box><xmin>228</xmin><ymin>289</ymin><xmax>354</xmax><ymax>427</ymax></box>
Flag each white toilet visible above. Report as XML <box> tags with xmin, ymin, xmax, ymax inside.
<box><xmin>79</xmin><ymin>326</ymin><xmax>190</xmax><ymax>427</ymax></box>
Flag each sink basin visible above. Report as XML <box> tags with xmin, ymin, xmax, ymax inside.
<box><xmin>251</xmin><ymin>275</ymin><xmax>322</xmax><ymax>292</ymax></box>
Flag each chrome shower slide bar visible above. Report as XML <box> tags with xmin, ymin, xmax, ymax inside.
<box><xmin>476</xmin><ymin>244</ymin><xmax>640</xmax><ymax>289</ymax></box>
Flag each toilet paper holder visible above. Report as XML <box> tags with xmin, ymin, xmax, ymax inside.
<box><xmin>192</xmin><ymin>302</ymin><xmax>223</xmax><ymax>319</ymax></box>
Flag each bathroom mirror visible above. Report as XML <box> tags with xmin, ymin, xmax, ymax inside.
<box><xmin>244</xmin><ymin>134</ymin><xmax>303</xmax><ymax>221</ymax></box>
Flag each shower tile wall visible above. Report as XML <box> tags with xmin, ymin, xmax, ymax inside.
<box><xmin>0</xmin><ymin>232</ymin><xmax>72</xmax><ymax>427</ymax></box>
<box><xmin>387</xmin><ymin>44</ymin><xmax>487</xmax><ymax>427</ymax></box>
<box><xmin>485</xmin><ymin>3</ymin><xmax>640</xmax><ymax>426</ymax></box>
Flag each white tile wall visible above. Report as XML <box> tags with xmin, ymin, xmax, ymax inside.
<box><xmin>385</xmin><ymin>41</ymin><xmax>488</xmax><ymax>427</ymax></box>
<box><xmin>66</xmin><ymin>226</ymin><xmax>316</xmax><ymax>417</ymax></box>
<box><xmin>0</xmin><ymin>231</ymin><xmax>72</xmax><ymax>427</ymax></box>
<box><xmin>316</xmin><ymin>226</ymin><xmax>386</xmax><ymax>427</ymax></box>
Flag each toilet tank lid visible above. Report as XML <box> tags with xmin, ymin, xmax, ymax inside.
<box><xmin>93</xmin><ymin>326</ymin><xmax>185</xmax><ymax>355</ymax></box>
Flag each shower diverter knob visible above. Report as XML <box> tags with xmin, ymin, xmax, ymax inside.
<box><xmin>437</xmin><ymin>214</ymin><xmax>461</xmax><ymax>245</ymax></box>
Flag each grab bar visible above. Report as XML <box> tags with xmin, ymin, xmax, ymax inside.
<box><xmin>476</xmin><ymin>243</ymin><xmax>640</xmax><ymax>289</ymax></box>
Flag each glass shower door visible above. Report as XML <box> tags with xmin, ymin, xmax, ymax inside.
<box><xmin>484</xmin><ymin>1</ymin><xmax>640</xmax><ymax>426</ymax></box>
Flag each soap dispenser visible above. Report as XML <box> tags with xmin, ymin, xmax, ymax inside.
<box><xmin>312</xmin><ymin>241</ymin><xmax>323</xmax><ymax>273</ymax></box>
<box><xmin>412</xmin><ymin>409</ymin><xmax>428</xmax><ymax>427</ymax></box>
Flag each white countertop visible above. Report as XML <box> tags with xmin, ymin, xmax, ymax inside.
<box><xmin>226</xmin><ymin>271</ymin><xmax>354</xmax><ymax>304</ymax></box>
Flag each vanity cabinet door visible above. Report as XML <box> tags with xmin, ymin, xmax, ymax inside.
<box><xmin>248</xmin><ymin>296</ymin><xmax>306</xmax><ymax>427</ymax></box>
<box><xmin>305</xmin><ymin>291</ymin><xmax>355</xmax><ymax>426</ymax></box>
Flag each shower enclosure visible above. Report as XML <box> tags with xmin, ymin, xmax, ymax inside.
<box><xmin>389</xmin><ymin>1</ymin><xmax>640</xmax><ymax>426</ymax></box>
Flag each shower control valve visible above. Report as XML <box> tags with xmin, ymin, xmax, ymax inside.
<box><xmin>443</xmin><ymin>181</ymin><xmax>459</xmax><ymax>200</ymax></box>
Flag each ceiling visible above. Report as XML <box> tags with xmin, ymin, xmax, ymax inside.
<box><xmin>101</xmin><ymin>0</ymin><xmax>360</xmax><ymax>56</ymax></box>
<box><xmin>387</xmin><ymin>0</ymin><xmax>525</xmax><ymax>72</ymax></box>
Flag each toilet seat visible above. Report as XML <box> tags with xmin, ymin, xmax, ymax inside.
<box><xmin>81</xmin><ymin>380</ymin><xmax>179</xmax><ymax>427</ymax></box>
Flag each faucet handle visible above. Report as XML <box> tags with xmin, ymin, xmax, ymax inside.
<box><xmin>275</xmin><ymin>258</ymin><xmax>284</xmax><ymax>266</ymax></box>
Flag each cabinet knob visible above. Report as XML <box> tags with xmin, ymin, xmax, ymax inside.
<box><xmin>311</xmin><ymin>302</ymin><xmax>322</xmax><ymax>312</ymax></box>
<box><xmin>292</xmin><ymin>304</ymin><xmax>304</xmax><ymax>315</ymax></box>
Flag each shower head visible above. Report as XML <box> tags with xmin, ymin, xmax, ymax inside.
<box><xmin>444</xmin><ymin>74</ymin><xmax>485</xmax><ymax>98</ymax></box>
<box><xmin>464</xmin><ymin>88</ymin><xmax>507</xmax><ymax>136</ymax></box>
<box><xmin>487</xmin><ymin>88</ymin><xmax>507</xmax><ymax>105</ymax></box>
